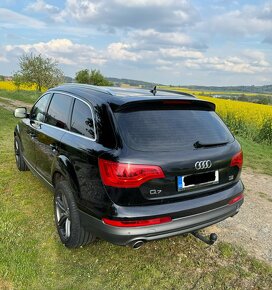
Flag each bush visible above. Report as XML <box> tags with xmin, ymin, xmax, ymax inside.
<box><xmin>220</xmin><ymin>112</ymin><xmax>272</xmax><ymax>145</ymax></box>
<box><xmin>75</xmin><ymin>69</ymin><xmax>112</xmax><ymax>86</ymax></box>
<box><xmin>255</xmin><ymin>118</ymin><xmax>272</xmax><ymax>145</ymax></box>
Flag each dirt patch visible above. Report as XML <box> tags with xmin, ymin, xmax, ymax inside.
<box><xmin>208</xmin><ymin>168</ymin><xmax>272</xmax><ymax>264</ymax></box>
<box><xmin>0</xmin><ymin>97</ymin><xmax>32</xmax><ymax>112</ymax></box>
<box><xmin>0</xmin><ymin>277</ymin><xmax>14</xmax><ymax>290</ymax></box>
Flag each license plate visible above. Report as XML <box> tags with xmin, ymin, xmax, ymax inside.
<box><xmin>177</xmin><ymin>170</ymin><xmax>219</xmax><ymax>191</ymax></box>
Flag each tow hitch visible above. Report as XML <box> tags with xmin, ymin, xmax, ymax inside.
<box><xmin>192</xmin><ymin>231</ymin><xmax>218</xmax><ymax>245</ymax></box>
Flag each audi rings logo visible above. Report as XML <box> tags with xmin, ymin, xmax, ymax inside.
<box><xmin>195</xmin><ymin>160</ymin><xmax>212</xmax><ymax>170</ymax></box>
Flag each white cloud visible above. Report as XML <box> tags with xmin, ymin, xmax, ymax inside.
<box><xmin>184</xmin><ymin>55</ymin><xmax>272</xmax><ymax>74</ymax></box>
<box><xmin>0</xmin><ymin>54</ymin><xmax>8</xmax><ymax>62</ymax></box>
<box><xmin>160</xmin><ymin>48</ymin><xmax>204</xmax><ymax>59</ymax></box>
<box><xmin>114</xmin><ymin>0</ymin><xmax>182</xmax><ymax>7</ymax></box>
<box><xmin>129</xmin><ymin>29</ymin><xmax>193</xmax><ymax>47</ymax></box>
<box><xmin>26</xmin><ymin>0</ymin><xmax>60</xmax><ymax>14</ymax></box>
<box><xmin>55</xmin><ymin>0</ymin><xmax>100</xmax><ymax>23</ymax></box>
<box><xmin>2</xmin><ymin>34</ymin><xmax>271</xmax><ymax>85</ymax></box>
<box><xmin>1</xmin><ymin>1</ymin><xmax>272</xmax><ymax>85</ymax></box>
<box><xmin>242</xmin><ymin>49</ymin><xmax>266</xmax><ymax>61</ymax></box>
<box><xmin>4</xmin><ymin>39</ymin><xmax>107</xmax><ymax>66</ymax></box>
<box><xmin>0</xmin><ymin>8</ymin><xmax>45</xmax><ymax>29</ymax></box>
<box><xmin>53</xmin><ymin>0</ymin><xmax>198</xmax><ymax>30</ymax></box>
<box><xmin>204</xmin><ymin>3</ymin><xmax>272</xmax><ymax>39</ymax></box>
<box><xmin>107</xmin><ymin>43</ymin><xmax>141</xmax><ymax>61</ymax></box>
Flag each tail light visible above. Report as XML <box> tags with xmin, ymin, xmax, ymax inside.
<box><xmin>102</xmin><ymin>216</ymin><xmax>172</xmax><ymax>227</ymax></box>
<box><xmin>230</xmin><ymin>151</ymin><xmax>243</xmax><ymax>169</ymax></box>
<box><xmin>228</xmin><ymin>193</ymin><xmax>244</xmax><ymax>205</ymax></box>
<box><xmin>98</xmin><ymin>158</ymin><xmax>165</xmax><ymax>188</ymax></box>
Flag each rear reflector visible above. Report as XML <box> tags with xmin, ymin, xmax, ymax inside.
<box><xmin>230</xmin><ymin>151</ymin><xmax>243</xmax><ymax>169</ymax></box>
<box><xmin>98</xmin><ymin>158</ymin><xmax>165</xmax><ymax>188</ymax></box>
<box><xmin>228</xmin><ymin>194</ymin><xmax>244</xmax><ymax>205</ymax></box>
<box><xmin>102</xmin><ymin>216</ymin><xmax>172</xmax><ymax>227</ymax></box>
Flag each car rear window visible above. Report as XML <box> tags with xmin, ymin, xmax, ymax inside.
<box><xmin>115</xmin><ymin>109</ymin><xmax>234</xmax><ymax>151</ymax></box>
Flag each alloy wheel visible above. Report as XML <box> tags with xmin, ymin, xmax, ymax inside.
<box><xmin>55</xmin><ymin>193</ymin><xmax>71</xmax><ymax>240</ymax></box>
<box><xmin>14</xmin><ymin>140</ymin><xmax>20</xmax><ymax>164</ymax></box>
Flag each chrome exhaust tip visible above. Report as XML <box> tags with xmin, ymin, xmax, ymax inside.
<box><xmin>132</xmin><ymin>240</ymin><xmax>144</xmax><ymax>249</ymax></box>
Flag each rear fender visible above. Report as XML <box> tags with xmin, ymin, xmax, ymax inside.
<box><xmin>51</xmin><ymin>155</ymin><xmax>80</xmax><ymax>198</ymax></box>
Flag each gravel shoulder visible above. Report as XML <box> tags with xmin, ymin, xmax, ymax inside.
<box><xmin>0</xmin><ymin>97</ymin><xmax>271</xmax><ymax>264</ymax></box>
<box><xmin>210</xmin><ymin>168</ymin><xmax>272</xmax><ymax>264</ymax></box>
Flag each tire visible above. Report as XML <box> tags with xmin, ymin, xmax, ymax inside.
<box><xmin>54</xmin><ymin>180</ymin><xmax>96</xmax><ymax>248</ymax></box>
<box><xmin>14</xmin><ymin>136</ymin><xmax>28</xmax><ymax>171</ymax></box>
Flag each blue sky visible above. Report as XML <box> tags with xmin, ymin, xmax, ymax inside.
<box><xmin>0</xmin><ymin>0</ymin><xmax>271</xmax><ymax>85</ymax></box>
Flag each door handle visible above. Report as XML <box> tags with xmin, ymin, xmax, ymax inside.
<box><xmin>50</xmin><ymin>144</ymin><xmax>59</xmax><ymax>153</ymax></box>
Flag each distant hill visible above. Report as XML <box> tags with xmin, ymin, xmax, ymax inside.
<box><xmin>64</xmin><ymin>76</ymin><xmax>74</xmax><ymax>83</ymax></box>
<box><xmin>106</xmin><ymin>77</ymin><xmax>161</xmax><ymax>88</ymax></box>
<box><xmin>62</xmin><ymin>76</ymin><xmax>159</xmax><ymax>88</ymax></box>
<box><xmin>106</xmin><ymin>78</ymin><xmax>272</xmax><ymax>93</ymax></box>
<box><xmin>180</xmin><ymin>85</ymin><xmax>272</xmax><ymax>94</ymax></box>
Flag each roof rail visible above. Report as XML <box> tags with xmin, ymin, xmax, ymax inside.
<box><xmin>57</xmin><ymin>83</ymin><xmax>114</xmax><ymax>95</ymax></box>
<box><xmin>157</xmin><ymin>88</ymin><xmax>196</xmax><ymax>98</ymax></box>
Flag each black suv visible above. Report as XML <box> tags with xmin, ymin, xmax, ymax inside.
<box><xmin>14</xmin><ymin>84</ymin><xmax>244</xmax><ymax>248</ymax></box>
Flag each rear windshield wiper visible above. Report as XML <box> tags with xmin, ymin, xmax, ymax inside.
<box><xmin>194</xmin><ymin>141</ymin><xmax>229</xmax><ymax>148</ymax></box>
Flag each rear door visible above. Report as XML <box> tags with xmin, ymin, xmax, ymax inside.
<box><xmin>60</xmin><ymin>98</ymin><xmax>115</xmax><ymax>214</ymax></box>
<box><xmin>34</xmin><ymin>93</ymin><xmax>73</xmax><ymax>182</ymax></box>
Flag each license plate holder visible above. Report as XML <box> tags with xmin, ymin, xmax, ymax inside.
<box><xmin>177</xmin><ymin>170</ymin><xmax>219</xmax><ymax>191</ymax></box>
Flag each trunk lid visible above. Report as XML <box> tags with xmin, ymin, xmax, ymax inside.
<box><xmin>101</xmin><ymin>99</ymin><xmax>242</xmax><ymax>205</ymax></box>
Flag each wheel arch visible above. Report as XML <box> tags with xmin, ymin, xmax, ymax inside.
<box><xmin>14</xmin><ymin>124</ymin><xmax>21</xmax><ymax>141</ymax></box>
<box><xmin>51</xmin><ymin>155</ymin><xmax>80</xmax><ymax>198</ymax></box>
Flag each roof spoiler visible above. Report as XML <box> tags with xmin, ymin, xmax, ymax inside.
<box><xmin>114</xmin><ymin>99</ymin><xmax>216</xmax><ymax>112</ymax></box>
<box><xmin>157</xmin><ymin>88</ymin><xmax>196</xmax><ymax>98</ymax></box>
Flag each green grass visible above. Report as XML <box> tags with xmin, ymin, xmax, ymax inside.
<box><xmin>238</xmin><ymin>136</ymin><xmax>272</xmax><ymax>175</ymax></box>
<box><xmin>0</xmin><ymin>107</ymin><xmax>272</xmax><ymax>289</ymax></box>
<box><xmin>0</xmin><ymin>89</ymin><xmax>41</xmax><ymax>104</ymax></box>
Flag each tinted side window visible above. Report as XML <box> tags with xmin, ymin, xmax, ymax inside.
<box><xmin>31</xmin><ymin>93</ymin><xmax>51</xmax><ymax>122</ymax></box>
<box><xmin>71</xmin><ymin>99</ymin><xmax>95</xmax><ymax>139</ymax></box>
<box><xmin>47</xmin><ymin>93</ymin><xmax>72</xmax><ymax>129</ymax></box>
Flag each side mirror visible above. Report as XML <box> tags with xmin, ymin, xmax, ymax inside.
<box><xmin>14</xmin><ymin>107</ymin><xmax>28</xmax><ymax>118</ymax></box>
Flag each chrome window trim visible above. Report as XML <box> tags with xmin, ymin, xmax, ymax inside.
<box><xmin>30</xmin><ymin>92</ymin><xmax>52</xmax><ymax>121</ymax></box>
<box><xmin>70</xmin><ymin>95</ymin><xmax>97</xmax><ymax>141</ymax></box>
<box><xmin>36</xmin><ymin>121</ymin><xmax>97</xmax><ymax>142</ymax></box>
<box><xmin>34</xmin><ymin>90</ymin><xmax>97</xmax><ymax>142</ymax></box>
<box><xmin>31</xmin><ymin>92</ymin><xmax>51</xmax><ymax>109</ymax></box>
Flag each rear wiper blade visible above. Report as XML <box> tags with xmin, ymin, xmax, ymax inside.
<box><xmin>194</xmin><ymin>141</ymin><xmax>228</xmax><ymax>148</ymax></box>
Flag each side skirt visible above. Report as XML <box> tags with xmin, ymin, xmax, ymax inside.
<box><xmin>23</xmin><ymin>157</ymin><xmax>54</xmax><ymax>192</ymax></box>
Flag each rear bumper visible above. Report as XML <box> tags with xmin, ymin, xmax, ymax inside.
<box><xmin>79</xmin><ymin>181</ymin><xmax>244</xmax><ymax>246</ymax></box>
<box><xmin>79</xmin><ymin>199</ymin><xmax>243</xmax><ymax>246</ymax></box>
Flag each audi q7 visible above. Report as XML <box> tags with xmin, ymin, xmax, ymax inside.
<box><xmin>13</xmin><ymin>84</ymin><xmax>244</xmax><ymax>248</ymax></box>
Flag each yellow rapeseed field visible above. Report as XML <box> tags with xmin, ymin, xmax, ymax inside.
<box><xmin>161</xmin><ymin>86</ymin><xmax>272</xmax><ymax>144</ymax></box>
<box><xmin>161</xmin><ymin>86</ymin><xmax>272</xmax><ymax>130</ymax></box>
<box><xmin>200</xmin><ymin>96</ymin><xmax>272</xmax><ymax>129</ymax></box>
<box><xmin>0</xmin><ymin>80</ymin><xmax>37</xmax><ymax>91</ymax></box>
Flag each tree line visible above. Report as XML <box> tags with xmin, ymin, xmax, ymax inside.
<box><xmin>12</xmin><ymin>53</ymin><xmax>112</xmax><ymax>91</ymax></box>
